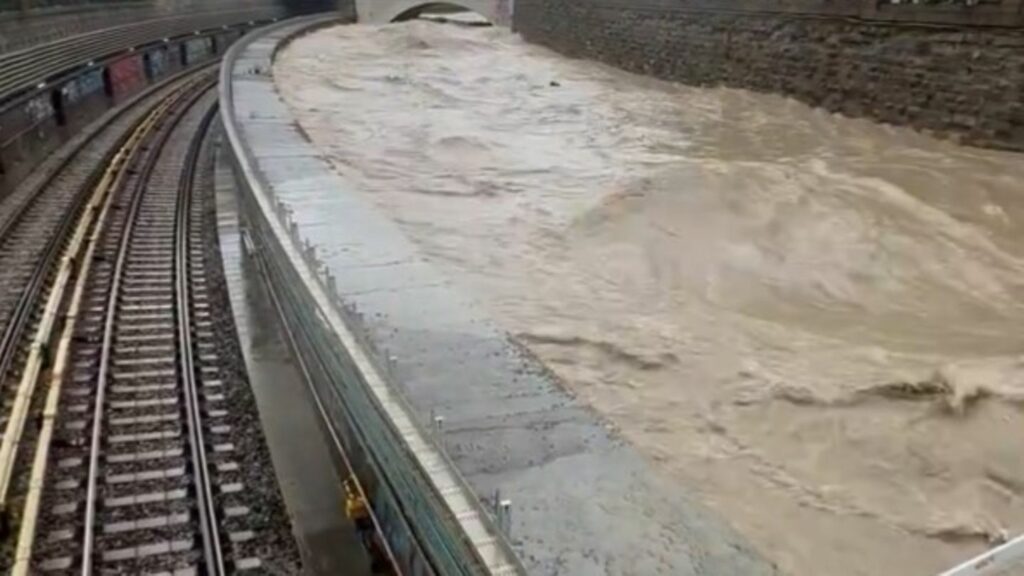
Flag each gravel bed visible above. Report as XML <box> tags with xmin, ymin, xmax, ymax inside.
<box><xmin>193</xmin><ymin>124</ymin><xmax>302</xmax><ymax>573</ymax></box>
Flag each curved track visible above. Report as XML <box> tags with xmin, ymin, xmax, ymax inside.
<box><xmin>0</xmin><ymin>60</ymin><xmax>298</xmax><ymax>572</ymax></box>
<box><xmin>64</xmin><ymin>83</ymin><xmax>227</xmax><ymax>575</ymax></box>
<box><xmin>0</xmin><ymin>70</ymin><xmax>207</xmax><ymax>418</ymax></box>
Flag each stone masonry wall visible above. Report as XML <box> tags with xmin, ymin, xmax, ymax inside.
<box><xmin>514</xmin><ymin>0</ymin><xmax>1024</xmax><ymax>151</ymax></box>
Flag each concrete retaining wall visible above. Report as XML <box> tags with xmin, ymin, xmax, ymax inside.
<box><xmin>513</xmin><ymin>0</ymin><xmax>1024</xmax><ymax>151</ymax></box>
<box><xmin>231</xmin><ymin>149</ymin><xmax>444</xmax><ymax>576</ymax></box>
<box><xmin>0</xmin><ymin>20</ymin><xmax>265</xmax><ymax>199</ymax></box>
<box><xmin>220</xmin><ymin>17</ymin><xmax>520</xmax><ymax>576</ymax></box>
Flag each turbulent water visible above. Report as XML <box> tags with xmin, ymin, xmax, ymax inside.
<box><xmin>275</xmin><ymin>18</ymin><xmax>1024</xmax><ymax>576</ymax></box>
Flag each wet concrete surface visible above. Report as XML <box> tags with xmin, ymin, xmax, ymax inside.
<box><xmin>214</xmin><ymin>135</ymin><xmax>373</xmax><ymax>576</ymax></box>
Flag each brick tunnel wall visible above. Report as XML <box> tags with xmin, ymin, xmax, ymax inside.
<box><xmin>513</xmin><ymin>0</ymin><xmax>1024</xmax><ymax>151</ymax></box>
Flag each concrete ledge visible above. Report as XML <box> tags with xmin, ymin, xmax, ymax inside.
<box><xmin>220</xmin><ymin>16</ymin><xmax>779</xmax><ymax>576</ymax></box>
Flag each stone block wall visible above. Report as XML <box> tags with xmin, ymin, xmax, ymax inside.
<box><xmin>514</xmin><ymin>0</ymin><xmax>1024</xmax><ymax>150</ymax></box>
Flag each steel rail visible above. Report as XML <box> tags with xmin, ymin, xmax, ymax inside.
<box><xmin>78</xmin><ymin>76</ymin><xmax>214</xmax><ymax>576</ymax></box>
<box><xmin>6</xmin><ymin>92</ymin><xmax>143</xmax><ymax>576</ymax></box>
<box><xmin>174</xmin><ymin>102</ymin><xmax>225</xmax><ymax>576</ymax></box>
<box><xmin>0</xmin><ymin>63</ymin><xmax>217</xmax><ymax>404</ymax></box>
<box><xmin>0</xmin><ymin>75</ymin><xmax>204</xmax><ymax>517</ymax></box>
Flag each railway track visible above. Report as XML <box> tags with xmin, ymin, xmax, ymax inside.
<box><xmin>0</xmin><ymin>70</ymin><xmax>205</xmax><ymax>490</ymax></box>
<box><xmin>70</xmin><ymin>87</ymin><xmax>225</xmax><ymax>574</ymax></box>
<box><xmin>0</xmin><ymin>62</ymin><xmax>297</xmax><ymax>573</ymax></box>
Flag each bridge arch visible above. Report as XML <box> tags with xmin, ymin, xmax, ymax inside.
<box><xmin>355</xmin><ymin>0</ymin><xmax>508</xmax><ymax>25</ymax></box>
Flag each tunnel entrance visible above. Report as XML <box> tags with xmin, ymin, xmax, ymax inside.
<box><xmin>392</xmin><ymin>2</ymin><xmax>483</xmax><ymax>22</ymax></box>
<box><xmin>356</xmin><ymin>0</ymin><xmax>505</xmax><ymax>25</ymax></box>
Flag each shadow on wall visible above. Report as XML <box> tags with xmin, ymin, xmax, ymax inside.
<box><xmin>395</xmin><ymin>2</ymin><xmax>468</xmax><ymax>19</ymax></box>
<box><xmin>355</xmin><ymin>0</ymin><xmax>507</xmax><ymax>24</ymax></box>
<box><xmin>273</xmin><ymin>0</ymin><xmax>358</xmax><ymax>19</ymax></box>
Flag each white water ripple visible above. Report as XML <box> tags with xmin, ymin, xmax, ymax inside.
<box><xmin>276</xmin><ymin>18</ymin><xmax>1024</xmax><ymax>576</ymax></box>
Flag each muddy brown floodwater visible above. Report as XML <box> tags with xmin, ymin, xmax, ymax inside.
<box><xmin>274</xmin><ymin>17</ymin><xmax>1024</xmax><ymax>576</ymax></box>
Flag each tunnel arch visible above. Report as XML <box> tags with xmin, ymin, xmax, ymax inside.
<box><xmin>355</xmin><ymin>0</ymin><xmax>507</xmax><ymax>25</ymax></box>
<box><xmin>391</xmin><ymin>1</ymin><xmax>492</xmax><ymax>22</ymax></box>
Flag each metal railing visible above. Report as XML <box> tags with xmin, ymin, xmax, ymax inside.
<box><xmin>939</xmin><ymin>534</ymin><xmax>1024</xmax><ymax>576</ymax></box>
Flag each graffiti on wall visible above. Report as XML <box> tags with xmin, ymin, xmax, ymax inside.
<box><xmin>184</xmin><ymin>37</ymin><xmax>214</xmax><ymax>65</ymax></box>
<box><xmin>23</xmin><ymin>94</ymin><xmax>53</xmax><ymax>124</ymax></box>
<box><xmin>77</xmin><ymin>69</ymin><xmax>105</xmax><ymax>97</ymax></box>
<box><xmin>146</xmin><ymin>47</ymin><xmax>170</xmax><ymax>79</ymax></box>
<box><xmin>108</xmin><ymin>55</ymin><xmax>146</xmax><ymax>97</ymax></box>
